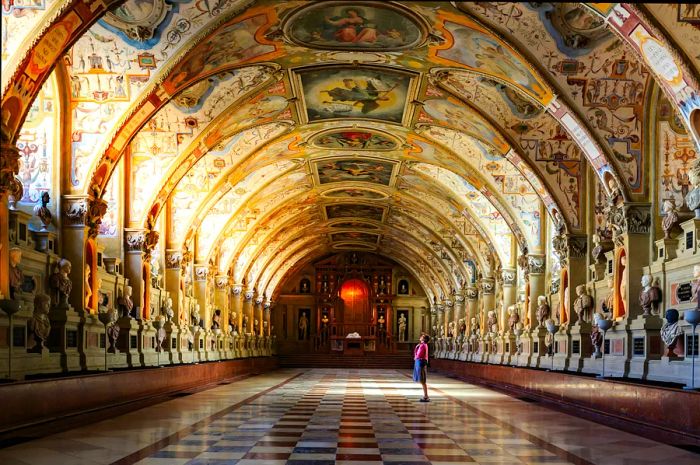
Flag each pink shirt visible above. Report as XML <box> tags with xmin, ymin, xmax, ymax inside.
<box><xmin>414</xmin><ymin>342</ymin><xmax>429</xmax><ymax>362</ymax></box>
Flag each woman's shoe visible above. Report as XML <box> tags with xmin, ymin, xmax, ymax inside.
<box><xmin>419</xmin><ymin>397</ymin><xmax>430</xmax><ymax>402</ymax></box>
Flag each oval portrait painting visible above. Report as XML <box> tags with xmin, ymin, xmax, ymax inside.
<box><xmin>285</xmin><ymin>2</ymin><xmax>425</xmax><ymax>51</ymax></box>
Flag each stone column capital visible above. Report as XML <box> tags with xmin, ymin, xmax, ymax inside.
<box><xmin>193</xmin><ymin>264</ymin><xmax>209</xmax><ymax>282</ymax></box>
<box><xmin>124</xmin><ymin>227</ymin><xmax>159</xmax><ymax>258</ymax></box>
<box><xmin>165</xmin><ymin>249</ymin><xmax>183</xmax><ymax>269</ymax></box>
<box><xmin>479</xmin><ymin>278</ymin><xmax>495</xmax><ymax>295</ymax></box>
<box><xmin>232</xmin><ymin>284</ymin><xmax>243</xmax><ymax>296</ymax></box>
<box><xmin>465</xmin><ymin>286</ymin><xmax>478</xmax><ymax>301</ymax></box>
<box><xmin>215</xmin><ymin>275</ymin><xmax>229</xmax><ymax>290</ymax></box>
<box><xmin>502</xmin><ymin>267</ymin><xmax>516</xmax><ymax>286</ymax></box>
<box><xmin>244</xmin><ymin>290</ymin><xmax>255</xmax><ymax>302</ymax></box>
<box><xmin>527</xmin><ymin>254</ymin><xmax>546</xmax><ymax>275</ymax></box>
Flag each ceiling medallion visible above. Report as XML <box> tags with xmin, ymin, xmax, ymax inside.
<box><xmin>283</xmin><ymin>1</ymin><xmax>428</xmax><ymax>51</ymax></box>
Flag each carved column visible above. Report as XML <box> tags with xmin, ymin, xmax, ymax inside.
<box><xmin>193</xmin><ymin>264</ymin><xmax>210</xmax><ymax>327</ymax></box>
<box><xmin>527</xmin><ymin>254</ymin><xmax>546</xmax><ymax>328</ymax></box>
<box><xmin>444</xmin><ymin>299</ymin><xmax>454</xmax><ymax>338</ymax></box>
<box><xmin>454</xmin><ymin>291</ymin><xmax>466</xmax><ymax>331</ymax></box>
<box><xmin>465</xmin><ymin>286</ymin><xmax>478</xmax><ymax>329</ymax></box>
<box><xmin>254</xmin><ymin>294</ymin><xmax>264</xmax><ymax>336</ymax></box>
<box><xmin>614</xmin><ymin>204</ymin><xmax>652</xmax><ymax>321</ymax></box>
<box><xmin>124</xmin><ymin>227</ymin><xmax>159</xmax><ymax>319</ymax></box>
<box><xmin>263</xmin><ymin>299</ymin><xmax>272</xmax><ymax>337</ymax></box>
<box><xmin>436</xmin><ymin>304</ymin><xmax>445</xmax><ymax>336</ymax></box>
<box><xmin>164</xmin><ymin>250</ymin><xmax>184</xmax><ymax>326</ymax></box>
<box><xmin>214</xmin><ymin>275</ymin><xmax>229</xmax><ymax>331</ymax></box>
<box><xmin>62</xmin><ymin>195</ymin><xmax>107</xmax><ymax>313</ymax></box>
<box><xmin>231</xmin><ymin>284</ymin><xmax>243</xmax><ymax>334</ymax></box>
<box><xmin>243</xmin><ymin>289</ymin><xmax>254</xmax><ymax>334</ymax></box>
<box><xmin>553</xmin><ymin>234</ymin><xmax>588</xmax><ymax>325</ymax></box>
<box><xmin>479</xmin><ymin>278</ymin><xmax>495</xmax><ymax>335</ymax></box>
<box><xmin>501</xmin><ymin>267</ymin><xmax>517</xmax><ymax>331</ymax></box>
<box><xmin>0</xmin><ymin>132</ymin><xmax>22</xmax><ymax>299</ymax></box>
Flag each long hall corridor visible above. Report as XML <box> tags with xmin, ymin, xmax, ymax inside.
<box><xmin>0</xmin><ymin>369</ymin><xmax>696</xmax><ymax>465</ymax></box>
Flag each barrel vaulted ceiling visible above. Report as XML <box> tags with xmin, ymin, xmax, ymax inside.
<box><xmin>4</xmin><ymin>1</ymin><xmax>700</xmax><ymax>302</ymax></box>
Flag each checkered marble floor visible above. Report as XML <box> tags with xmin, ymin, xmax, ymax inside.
<box><xmin>0</xmin><ymin>369</ymin><xmax>697</xmax><ymax>465</ymax></box>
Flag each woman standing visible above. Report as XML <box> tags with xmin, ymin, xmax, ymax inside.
<box><xmin>413</xmin><ymin>334</ymin><xmax>430</xmax><ymax>402</ymax></box>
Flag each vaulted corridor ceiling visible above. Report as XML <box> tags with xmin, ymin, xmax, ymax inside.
<box><xmin>2</xmin><ymin>1</ymin><xmax>699</xmax><ymax>303</ymax></box>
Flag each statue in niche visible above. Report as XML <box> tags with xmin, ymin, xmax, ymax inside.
<box><xmin>601</xmin><ymin>276</ymin><xmax>614</xmax><ymax>317</ymax></box>
<box><xmin>692</xmin><ymin>265</ymin><xmax>700</xmax><ymax>311</ymax></box>
<box><xmin>243</xmin><ymin>314</ymin><xmax>250</xmax><ymax>333</ymax></box>
<box><xmin>33</xmin><ymin>191</ymin><xmax>52</xmax><ymax>231</ymax></box>
<box><xmin>379</xmin><ymin>276</ymin><xmax>387</xmax><ymax>294</ymax></box>
<box><xmin>447</xmin><ymin>321</ymin><xmax>455</xmax><ymax>338</ymax></box>
<box><xmin>297</xmin><ymin>311</ymin><xmax>308</xmax><ymax>340</ymax></box>
<box><xmin>150</xmin><ymin>255</ymin><xmax>162</xmax><ymax>289</ymax></box>
<box><xmin>50</xmin><ymin>258</ymin><xmax>72</xmax><ymax>308</ymax></box>
<box><xmin>97</xmin><ymin>279</ymin><xmax>108</xmax><ymax>312</ymax></box>
<box><xmin>230</xmin><ymin>311</ymin><xmax>238</xmax><ymax>334</ymax></box>
<box><xmin>84</xmin><ymin>264</ymin><xmax>92</xmax><ymax>310</ymax></box>
<box><xmin>661</xmin><ymin>198</ymin><xmax>680</xmax><ymax>239</ymax></box>
<box><xmin>536</xmin><ymin>295</ymin><xmax>550</xmax><ymax>327</ymax></box>
<box><xmin>469</xmin><ymin>317</ymin><xmax>480</xmax><ymax>339</ymax></box>
<box><xmin>639</xmin><ymin>275</ymin><xmax>662</xmax><ymax>317</ymax></box>
<box><xmin>398</xmin><ymin>313</ymin><xmax>407</xmax><ymax>342</ymax></box>
<box><xmin>378</xmin><ymin>314</ymin><xmax>386</xmax><ymax>332</ymax></box>
<box><xmin>660</xmin><ymin>309</ymin><xmax>684</xmax><ymax>357</ymax></box>
<box><xmin>685</xmin><ymin>157</ymin><xmax>700</xmax><ymax>217</ymax></box>
<box><xmin>212</xmin><ymin>309</ymin><xmax>221</xmax><ymax>332</ymax></box>
<box><xmin>507</xmin><ymin>305</ymin><xmax>520</xmax><ymax>332</ymax></box>
<box><xmin>163</xmin><ymin>297</ymin><xmax>174</xmax><ymax>322</ymax></box>
<box><xmin>591</xmin><ymin>314</ymin><xmax>604</xmax><ymax>358</ymax></box>
<box><xmin>573</xmin><ymin>285</ymin><xmax>594</xmax><ymax>323</ymax></box>
<box><xmin>487</xmin><ymin>310</ymin><xmax>498</xmax><ymax>334</ymax></box>
<box><xmin>591</xmin><ymin>234</ymin><xmax>604</xmax><ymax>263</ymax></box>
<box><xmin>107</xmin><ymin>307</ymin><xmax>120</xmax><ymax>353</ymax></box>
<box><xmin>618</xmin><ymin>255</ymin><xmax>628</xmax><ymax>316</ymax></box>
<box><xmin>458</xmin><ymin>318</ymin><xmax>466</xmax><ymax>337</ymax></box>
<box><xmin>28</xmin><ymin>294</ymin><xmax>51</xmax><ymax>353</ymax></box>
<box><xmin>254</xmin><ymin>319</ymin><xmax>259</xmax><ymax>336</ymax></box>
<box><xmin>300</xmin><ymin>278</ymin><xmax>311</xmax><ymax>294</ymax></box>
<box><xmin>398</xmin><ymin>279</ymin><xmax>409</xmax><ymax>295</ymax></box>
<box><xmin>190</xmin><ymin>303</ymin><xmax>201</xmax><ymax>327</ymax></box>
<box><xmin>118</xmin><ymin>285</ymin><xmax>135</xmax><ymax>319</ymax></box>
<box><xmin>9</xmin><ymin>247</ymin><xmax>24</xmax><ymax>299</ymax></box>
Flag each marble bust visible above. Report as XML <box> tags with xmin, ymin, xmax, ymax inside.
<box><xmin>536</xmin><ymin>295</ymin><xmax>550</xmax><ymax>327</ymax></box>
<box><xmin>639</xmin><ymin>274</ymin><xmax>661</xmax><ymax>317</ymax></box>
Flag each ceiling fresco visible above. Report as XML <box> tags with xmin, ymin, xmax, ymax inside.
<box><xmin>4</xmin><ymin>0</ymin><xmax>699</xmax><ymax>301</ymax></box>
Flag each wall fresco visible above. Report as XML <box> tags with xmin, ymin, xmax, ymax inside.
<box><xmin>463</xmin><ymin>2</ymin><xmax>650</xmax><ymax>195</ymax></box>
<box><xmin>16</xmin><ymin>74</ymin><xmax>55</xmax><ymax>206</ymax></box>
